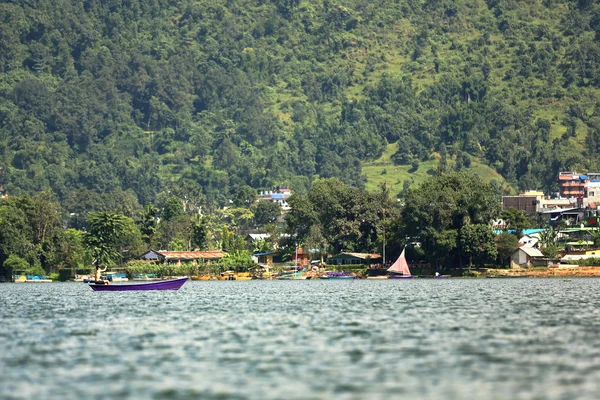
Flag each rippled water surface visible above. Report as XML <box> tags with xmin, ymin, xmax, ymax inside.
<box><xmin>2</xmin><ymin>279</ymin><xmax>600</xmax><ymax>399</ymax></box>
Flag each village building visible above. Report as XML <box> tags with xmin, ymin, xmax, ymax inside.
<box><xmin>252</xmin><ymin>251</ymin><xmax>277</xmax><ymax>266</ymax></box>
<box><xmin>502</xmin><ymin>191</ymin><xmax>544</xmax><ymax>214</ymax></box>
<box><xmin>139</xmin><ymin>250</ymin><xmax>227</xmax><ymax>265</ymax></box>
<box><xmin>258</xmin><ymin>186</ymin><xmax>292</xmax><ymax>212</ymax></box>
<box><xmin>510</xmin><ymin>247</ymin><xmax>545</xmax><ymax>268</ymax></box>
<box><xmin>291</xmin><ymin>247</ymin><xmax>311</xmax><ymax>266</ymax></box>
<box><xmin>328</xmin><ymin>252</ymin><xmax>382</xmax><ymax>266</ymax></box>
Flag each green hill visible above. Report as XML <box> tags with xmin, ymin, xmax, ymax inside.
<box><xmin>363</xmin><ymin>143</ymin><xmax>510</xmax><ymax>194</ymax></box>
<box><xmin>1</xmin><ymin>0</ymin><xmax>599</xmax><ymax>211</ymax></box>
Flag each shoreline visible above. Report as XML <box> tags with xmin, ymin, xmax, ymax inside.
<box><xmin>480</xmin><ymin>267</ymin><xmax>600</xmax><ymax>278</ymax></box>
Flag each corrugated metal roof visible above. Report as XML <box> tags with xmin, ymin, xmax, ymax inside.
<box><xmin>158</xmin><ymin>251</ymin><xmax>227</xmax><ymax>260</ymax></box>
<box><xmin>519</xmin><ymin>247</ymin><xmax>544</xmax><ymax>257</ymax></box>
<box><xmin>253</xmin><ymin>252</ymin><xmax>276</xmax><ymax>256</ymax></box>
<box><xmin>248</xmin><ymin>233</ymin><xmax>270</xmax><ymax>240</ymax></box>
<box><xmin>331</xmin><ymin>252</ymin><xmax>382</xmax><ymax>259</ymax></box>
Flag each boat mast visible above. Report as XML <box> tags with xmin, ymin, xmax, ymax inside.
<box><xmin>382</xmin><ymin>207</ymin><xmax>386</xmax><ymax>267</ymax></box>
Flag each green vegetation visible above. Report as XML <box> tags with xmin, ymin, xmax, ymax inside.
<box><xmin>398</xmin><ymin>171</ymin><xmax>501</xmax><ymax>268</ymax></box>
<box><xmin>0</xmin><ymin>0</ymin><xmax>599</xmax><ymax>215</ymax></box>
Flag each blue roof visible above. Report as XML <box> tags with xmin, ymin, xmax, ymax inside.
<box><xmin>523</xmin><ymin>228</ymin><xmax>547</xmax><ymax>235</ymax></box>
<box><xmin>253</xmin><ymin>252</ymin><xmax>276</xmax><ymax>256</ymax></box>
<box><xmin>580</xmin><ymin>175</ymin><xmax>589</xmax><ymax>180</ymax></box>
<box><xmin>494</xmin><ymin>228</ymin><xmax>548</xmax><ymax>235</ymax></box>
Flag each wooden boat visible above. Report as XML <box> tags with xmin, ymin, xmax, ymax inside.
<box><xmin>320</xmin><ymin>271</ymin><xmax>356</xmax><ymax>280</ymax></box>
<box><xmin>277</xmin><ymin>270</ymin><xmax>309</xmax><ymax>280</ymax></box>
<box><xmin>89</xmin><ymin>277</ymin><xmax>188</xmax><ymax>291</ymax></box>
<box><xmin>387</xmin><ymin>248</ymin><xmax>413</xmax><ymax>279</ymax></box>
<box><xmin>104</xmin><ymin>272</ymin><xmax>129</xmax><ymax>282</ymax></box>
<box><xmin>132</xmin><ymin>273</ymin><xmax>162</xmax><ymax>281</ymax></box>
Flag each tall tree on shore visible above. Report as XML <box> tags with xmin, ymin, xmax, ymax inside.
<box><xmin>397</xmin><ymin>172</ymin><xmax>500</xmax><ymax>268</ymax></box>
<box><xmin>85</xmin><ymin>212</ymin><xmax>130</xmax><ymax>266</ymax></box>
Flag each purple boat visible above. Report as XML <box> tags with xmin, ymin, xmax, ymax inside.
<box><xmin>89</xmin><ymin>277</ymin><xmax>188</xmax><ymax>291</ymax></box>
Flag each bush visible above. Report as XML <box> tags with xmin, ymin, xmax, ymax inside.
<box><xmin>3</xmin><ymin>255</ymin><xmax>29</xmax><ymax>273</ymax></box>
<box><xmin>578</xmin><ymin>257</ymin><xmax>600</xmax><ymax>266</ymax></box>
<box><xmin>462</xmin><ymin>269</ymin><xmax>480</xmax><ymax>277</ymax></box>
<box><xmin>125</xmin><ymin>262</ymin><xmax>200</xmax><ymax>278</ymax></box>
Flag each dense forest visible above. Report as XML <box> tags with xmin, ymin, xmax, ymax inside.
<box><xmin>1</xmin><ymin>0</ymin><xmax>600</xmax><ymax>214</ymax></box>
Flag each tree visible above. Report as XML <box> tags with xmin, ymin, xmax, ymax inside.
<box><xmin>234</xmin><ymin>185</ymin><xmax>258</xmax><ymax>207</ymax></box>
<box><xmin>2</xmin><ymin>254</ymin><xmax>29</xmax><ymax>276</ymax></box>
<box><xmin>62</xmin><ymin>228</ymin><xmax>90</xmax><ymax>270</ymax></box>
<box><xmin>496</xmin><ymin>232</ymin><xmax>519</xmax><ymax>267</ymax></box>
<box><xmin>137</xmin><ymin>204</ymin><xmax>159</xmax><ymax>245</ymax></box>
<box><xmin>459</xmin><ymin>224</ymin><xmax>498</xmax><ymax>267</ymax></box>
<box><xmin>539</xmin><ymin>227</ymin><xmax>560</xmax><ymax>258</ymax></box>
<box><xmin>398</xmin><ymin>172</ymin><xmax>500</xmax><ymax>267</ymax></box>
<box><xmin>187</xmin><ymin>215</ymin><xmax>205</xmax><ymax>250</ymax></box>
<box><xmin>84</xmin><ymin>212</ymin><xmax>130</xmax><ymax>266</ymax></box>
<box><xmin>254</xmin><ymin>201</ymin><xmax>281</xmax><ymax>227</ymax></box>
<box><xmin>286</xmin><ymin>194</ymin><xmax>319</xmax><ymax>241</ymax></box>
<box><xmin>162</xmin><ymin>197</ymin><xmax>185</xmax><ymax>221</ymax></box>
<box><xmin>500</xmin><ymin>207</ymin><xmax>530</xmax><ymax>236</ymax></box>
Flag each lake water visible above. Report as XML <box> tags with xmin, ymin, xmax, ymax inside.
<box><xmin>1</xmin><ymin>279</ymin><xmax>600</xmax><ymax>399</ymax></box>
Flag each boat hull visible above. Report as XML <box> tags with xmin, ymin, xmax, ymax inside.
<box><xmin>89</xmin><ymin>277</ymin><xmax>188</xmax><ymax>291</ymax></box>
<box><xmin>388</xmin><ymin>275</ymin><xmax>413</xmax><ymax>279</ymax></box>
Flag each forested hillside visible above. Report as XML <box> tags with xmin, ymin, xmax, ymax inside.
<box><xmin>2</xmin><ymin>0</ymin><xmax>600</xmax><ymax>212</ymax></box>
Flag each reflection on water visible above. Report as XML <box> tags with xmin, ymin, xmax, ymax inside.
<box><xmin>1</xmin><ymin>279</ymin><xmax>600</xmax><ymax>399</ymax></box>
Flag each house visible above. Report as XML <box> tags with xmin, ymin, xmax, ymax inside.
<box><xmin>502</xmin><ymin>191</ymin><xmax>544</xmax><ymax>214</ymax></box>
<box><xmin>258</xmin><ymin>186</ymin><xmax>292</xmax><ymax>212</ymax></box>
<box><xmin>252</xmin><ymin>251</ymin><xmax>276</xmax><ymax>266</ymax></box>
<box><xmin>510</xmin><ymin>247</ymin><xmax>544</xmax><ymax>268</ymax></box>
<box><xmin>519</xmin><ymin>233</ymin><xmax>540</xmax><ymax>248</ymax></box>
<box><xmin>140</xmin><ymin>250</ymin><xmax>227</xmax><ymax>265</ymax></box>
<box><xmin>291</xmin><ymin>247</ymin><xmax>311</xmax><ymax>266</ymax></box>
<box><xmin>328</xmin><ymin>252</ymin><xmax>382</xmax><ymax>266</ymax></box>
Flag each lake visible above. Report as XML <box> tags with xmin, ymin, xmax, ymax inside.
<box><xmin>1</xmin><ymin>279</ymin><xmax>599</xmax><ymax>399</ymax></box>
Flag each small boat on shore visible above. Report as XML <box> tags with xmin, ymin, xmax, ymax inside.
<box><xmin>320</xmin><ymin>271</ymin><xmax>356</xmax><ymax>280</ymax></box>
<box><xmin>132</xmin><ymin>273</ymin><xmax>162</xmax><ymax>281</ymax></box>
<box><xmin>89</xmin><ymin>277</ymin><xmax>188</xmax><ymax>291</ymax></box>
<box><xmin>14</xmin><ymin>275</ymin><xmax>53</xmax><ymax>283</ymax></box>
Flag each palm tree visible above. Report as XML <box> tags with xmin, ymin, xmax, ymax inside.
<box><xmin>85</xmin><ymin>212</ymin><xmax>128</xmax><ymax>266</ymax></box>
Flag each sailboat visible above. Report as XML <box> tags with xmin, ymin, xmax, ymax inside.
<box><xmin>387</xmin><ymin>248</ymin><xmax>413</xmax><ymax>279</ymax></box>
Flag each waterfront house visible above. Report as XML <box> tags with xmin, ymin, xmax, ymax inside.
<box><xmin>510</xmin><ymin>247</ymin><xmax>544</xmax><ymax>268</ymax></box>
<box><xmin>140</xmin><ymin>250</ymin><xmax>227</xmax><ymax>265</ymax></box>
<box><xmin>328</xmin><ymin>252</ymin><xmax>382</xmax><ymax>266</ymax></box>
<box><xmin>291</xmin><ymin>247</ymin><xmax>312</xmax><ymax>266</ymax></box>
<box><xmin>253</xmin><ymin>251</ymin><xmax>276</xmax><ymax>266</ymax></box>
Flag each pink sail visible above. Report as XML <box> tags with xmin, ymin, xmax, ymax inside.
<box><xmin>387</xmin><ymin>248</ymin><xmax>411</xmax><ymax>275</ymax></box>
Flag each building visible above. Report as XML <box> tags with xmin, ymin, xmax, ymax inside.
<box><xmin>140</xmin><ymin>250</ymin><xmax>227</xmax><ymax>265</ymax></box>
<box><xmin>328</xmin><ymin>253</ymin><xmax>382</xmax><ymax>266</ymax></box>
<box><xmin>510</xmin><ymin>247</ymin><xmax>545</xmax><ymax>268</ymax></box>
<box><xmin>258</xmin><ymin>186</ymin><xmax>292</xmax><ymax>212</ymax></box>
<box><xmin>291</xmin><ymin>247</ymin><xmax>311</xmax><ymax>266</ymax></box>
<box><xmin>585</xmin><ymin>179</ymin><xmax>600</xmax><ymax>206</ymax></box>
<box><xmin>558</xmin><ymin>172</ymin><xmax>586</xmax><ymax>203</ymax></box>
<box><xmin>502</xmin><ymin>191</ymin><xmax>543</xmax><ymax>214</ymax></box>
<box><xmin>252</xmin><ymin>251</ymin><xmax>276</xmax><ymax>266</ymax></box>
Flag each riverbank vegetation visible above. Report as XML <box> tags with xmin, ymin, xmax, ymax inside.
<box><xmin>0</xmin><ymin>171</ymin><xmax>517</xmax><ymax>277</ymax></box>
<box><xmin>3</xmin><ymin>169</ymin><xmax>600</xmax><ymax>279</ymax></box>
